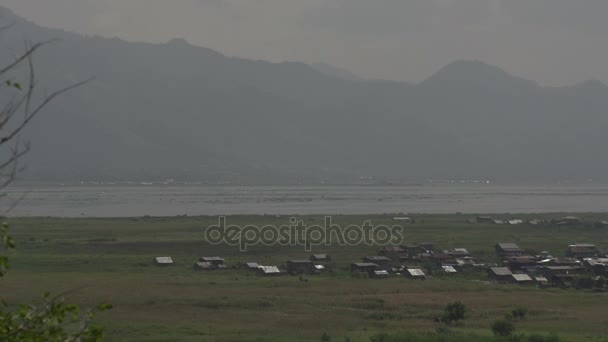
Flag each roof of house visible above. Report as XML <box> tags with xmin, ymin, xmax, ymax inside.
<box><xmin>352</xmin><ymin>262</ymin><xmax>379</xmax><ymax>268</ymax></box>
<box><xmin>314</xmin><ymin>264</ymin><xmax>325</xmax><ymax>270</ymax></box>
<box><xmin>540</xmin><ymin>266</ymin><xmax>575</xmax><ymax>271</ymax></box>
<box><xmin>490</xmin><ymin>267</ymin><xmax>512</xmax><ymax>276</ymax></box>
<box><xmin>403</xmin><ymin>244</ymin><xmax>424</xmax><ymax>248</ymax></box>
<box><xmin>568</xmin><ymin>247</ymin><xmax>597</xmax><ymax>254</ymax></box>
<box><xmin>246</xmin><ymin>262</ymin><xmax>259</xmax><ymax>268</ymax></box>
<box><xmin>507</xmin><ymin>256</ymin><xmax>537</xmax><ymax>263</ymax></box>
<box><xmin>365</xmin><ymin>256</ymin><xmax>392</xmax><ymax>261</ymax></box>
<box><xmin>433</xmin><ymin>253</ymin><xmax>455</xmax><ymax>260</ymax></box>
<box><xmin>492</xmin><ymin>220</ymin><xmax>505</xmax><ymax>224</ymax></box>
<box><xmin>512</xmin><ymin>274</ymin><xmax>533</xmax><ymax>282</ymax></box>
<box><xmin>200</xmin><ymin>256</ymin><xmax>224</xmax><ymax>262</ymax></box>
<box><xmin>287</xmin><ymin>259</ymin><xmax>314</xmax><ymax>264</ymax></box>
<box><xmin>155</xmin><ymin>256</ymin><xmax>174</xmax><ymax>264</ymax></box>
<box><xmin>380</xmin><ymin>246</ymin><xmax>406</xmax><ymax>253</ymax></box>
<box><xmin>537</xmin><ymin>257</ymin><xmax>581</xmax><ymax>265</ymax></box>
<box><xmin>568</xmin><ymin>243</ymin><xmax>596</xmax><ymax>250</ymax></box>
<box><xmin>496</xmin><ymin>243</ymin><xmax>523</xmax><ymax>251</ymax></box>
<box><xmin>374</xmin><ymin>270</ymin><xmax>390</xmax><ymax>276</ymax></box>
<box><xmin>584</xmin><ymin>258</ymin><xmax>608</xmax><ymax>266</ymax></box>
<box><xmin>455</xmin><ymin>257</ymin><xmax>478</xmax><ymax>265</ymax></box>
<box><xmin>258</xmin><ymin>266</ymin><xmax>281</xmax><ymax>274</ymax></box>
<box><xmin>311</xmin><ymin>254</ymin><xmax>329</xmax><ymax>259</ymax></box>
<box><xmin>508</xmin><ymin>220</ymin><xmax>524</xmax><ymax>225</ymax></box>
<box><xmin>444</xmin><ymin>248</ymin><xmax>470</xmax><ymax>256</ymax></box>
<box><xmin>535</xmin><ymin>276</ymin><xmax>549</xmax><ymax>282</ymax></box>
<box><xmin>194</xmin><ymin>261</ymin><xmax>214</xmax><ymax>269</ymax></box>
<box><xmin>442</xmin><ymin>266</ymin><xmax>457</xmax><ymax>273</ymax></box>
<box><xmin>407</xmin><ymin>269</ymin><xmax>426</xmax><ymax>277</ymax></box>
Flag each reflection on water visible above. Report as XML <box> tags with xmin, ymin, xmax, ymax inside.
<box><xmin>3</xmin><ymin>184</ymin><xmax>608</xmax><ymax>217</ymax></box>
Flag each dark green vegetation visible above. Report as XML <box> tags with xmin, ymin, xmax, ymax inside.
<box><xmin>2</xmin><ymin>222</ymin><xmax>111</xmax><ymax>341</ymax></box>
<box><xmin>2</xmin><ymin>214</ymin><xmax>608</xmax><ymax>341</ymax></box>
<box><xmin>2</xmin><ymin>6</ymin><xmax>608</xmax><ymax>183</ymax></box>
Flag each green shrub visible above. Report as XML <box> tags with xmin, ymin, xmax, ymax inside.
<box><xmin>492</xmin><ymin>319</ymin><xmax>515</xmax><ymax>337</ymax></box>
<box><xmin>511</xmin><ymin>306</ymin><xmax>528</xmax><ymax>320</ymax></box>
<box><xmin>443</xmin><ymin>301</ymin><xmax>466</xmax><ymax>323</ymax></box>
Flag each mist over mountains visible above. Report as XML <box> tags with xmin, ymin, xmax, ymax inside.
<box><xmin>1</xmin><ymin>6</ymin><xmax>607</xmax><ymax>184</ymax></box>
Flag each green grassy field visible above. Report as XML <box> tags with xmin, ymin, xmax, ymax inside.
<box><xmin>2</xmin><ymin>214</ymin><xmax>608</xmax><ymax>341</ymax></box>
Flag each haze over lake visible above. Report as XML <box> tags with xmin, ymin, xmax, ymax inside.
<box><xmin>4</xmin><ymin>184</ymin><xmax>608</xmax><ymax>217</ymax></box>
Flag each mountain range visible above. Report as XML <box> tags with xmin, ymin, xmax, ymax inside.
<box><xmin>1</xmin><ymin>6</ymin><xmax>607</xmax><ymax>184</ymax></box>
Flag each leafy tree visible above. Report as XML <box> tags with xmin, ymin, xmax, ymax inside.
<box><xmin>0</xmin><ymin>222</ymin><xmax>15</xmax><ymax>277</ymax></box>
<box><xmin>575</xmin><ymin>276</ymin><xmax>595</xmax><ymax>290</ymax></box>
<box><xmin>0</xmin><ymin>291</ymin><xmax>111</xmax><ymax>341</ymax></box>
<box><xmin>511</xmin><ymin>306</ymin><xmax>528</xmax><ymax>320</ymax></box>
<box><xmin>443</xmin><ymin>301</ymin><xmax>466</xmax><ymax>323</ymax></box>
<box><xmin>0</xmin><ymin>29</ymin><xmax>108</xmax><ymax>341</ymax></box>
<box><xmin>491</xmin><ymin>319</ymin><xmax>515</xmax><ymax>337</ymax></box>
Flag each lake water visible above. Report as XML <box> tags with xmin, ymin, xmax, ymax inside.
<box><xmin>2</xmin><ymin>184</ymin><xmax>608</xmax><ymax>217</ymax></box>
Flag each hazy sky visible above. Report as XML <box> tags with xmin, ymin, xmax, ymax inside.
<box><xmin>3</xmin><ymin>0</ymin><xmax>608</xmax><ymax>85</ymax></box>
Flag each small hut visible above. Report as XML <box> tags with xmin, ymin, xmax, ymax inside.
<box><xmin>154</xmin><ymin>256</ymin><xmax>174</xmax><ymax>266</ymax></box>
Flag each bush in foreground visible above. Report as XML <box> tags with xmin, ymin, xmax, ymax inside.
<box><xmin>492</xmin><ymin>319</ymin><xmax>516</xmax><ymax>337</ymax></box>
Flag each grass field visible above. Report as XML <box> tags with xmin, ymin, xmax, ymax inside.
<box><xmin>2</xmin><ymin>214</ymin><xmax>608</xmax><ymax>341</ymax></box>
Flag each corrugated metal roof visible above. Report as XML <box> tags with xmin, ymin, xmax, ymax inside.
<box><xmin>352</xmin><ymin>262</ymin><xmax>379</xmax><ymax>267</ymax></box>
<box><xmin>497</xmin><ymin>243</ymin><xmax>522</xmax><ymax>251</ymax></box>
<box><xmin>508</xmin><ymin>256</ymin><xmax>537</xmax><ymax>263</ymax></box>
<box><xmin>365</xmin><ymin>256</ymin><xmax>392</xmax><ymax>261</ymax></box>
<box><xmin>314</xmin><ymin>264</ymin><xmax>325</xmax><ymax>270</ymax></box>
<box><xmin>407</xmin><ymin>269</ymin><xmax>425</xmax><ymax>277</ymax></box>
<box><xmin>258</xmin><ymin>266</ymin><xmax>280</xmax><ymax>274</ymax></box>
<box><xmin>490</xmin><ymin>267</ymin><xmax>512</xmax><ymax>276</ymax></box>
<box><xmin>200</xmin><ymin>256</ymin><xmax>224</xmax><ymax>262</ymax></box>
<box><xmin>155</xmin><ymin>256</ymin><xmax>174</xmax><ymax>264</ymax></box>
<box><xmin>512</xmin><ymin>274</ymin><xmax>533</xmax><ymax>282</ymax></box>
<box><xmin>380</xmin><ymin>247</ymin><xmax>405</xmax><ymax>253</ymax></box>
<box><xmin>584</xmin><ymin>258</ymin><xmax>608</xmax><ymax>266</ymax></box>
<box><xmin>288</xmin><ymin>260</ymin><xmax>313</xmax><ymax>264</ymax></box>
<box><xmin>541</xmin><ymin>266</ymin><xmax>575</xmax><ymax>271</ymax></box>
<box><xmin>442</xmin><ymin>266</ymin><xmax>457</xmax><ymax>273</ymax></box>
<box><xmin>194</xmin><ymin>261</ymin><xmax>214</xmax><ymax>269</ymax></box>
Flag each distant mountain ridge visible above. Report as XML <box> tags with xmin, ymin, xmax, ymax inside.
<box><xmin>310</xmin><ymin>63</ymin><xmax>364</xmax><ymax>82</ymax></box>
<box><xmin>1</xmin><ymin>6</ymin><xmax>608</xmax><ymax>184</ymax></box>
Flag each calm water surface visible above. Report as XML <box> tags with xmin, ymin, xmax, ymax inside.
<box><xmin>3</xmin><ymin>184</ymin><xmax>608</xmax><ymax>217</ymax></box>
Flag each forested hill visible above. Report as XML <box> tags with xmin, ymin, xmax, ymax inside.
<box><xmin>2</xmin><ymin>6</ymin><xmax>608</xmax><ymax>184</ymax></box>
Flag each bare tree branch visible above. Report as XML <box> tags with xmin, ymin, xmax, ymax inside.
<box><xmin>0</xmin><ymin>39</ymin><xmax>59</xmax><ymax>76</ymax></box>
<box><xmin>0</xmin><ymin>77</ymin><xmax>92</xmax><ymax>145</ymax></box>
<box><xmin>0</xmin><ymin>36</ymin><xmax>90</xmax><ymax>203</ymax></box>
